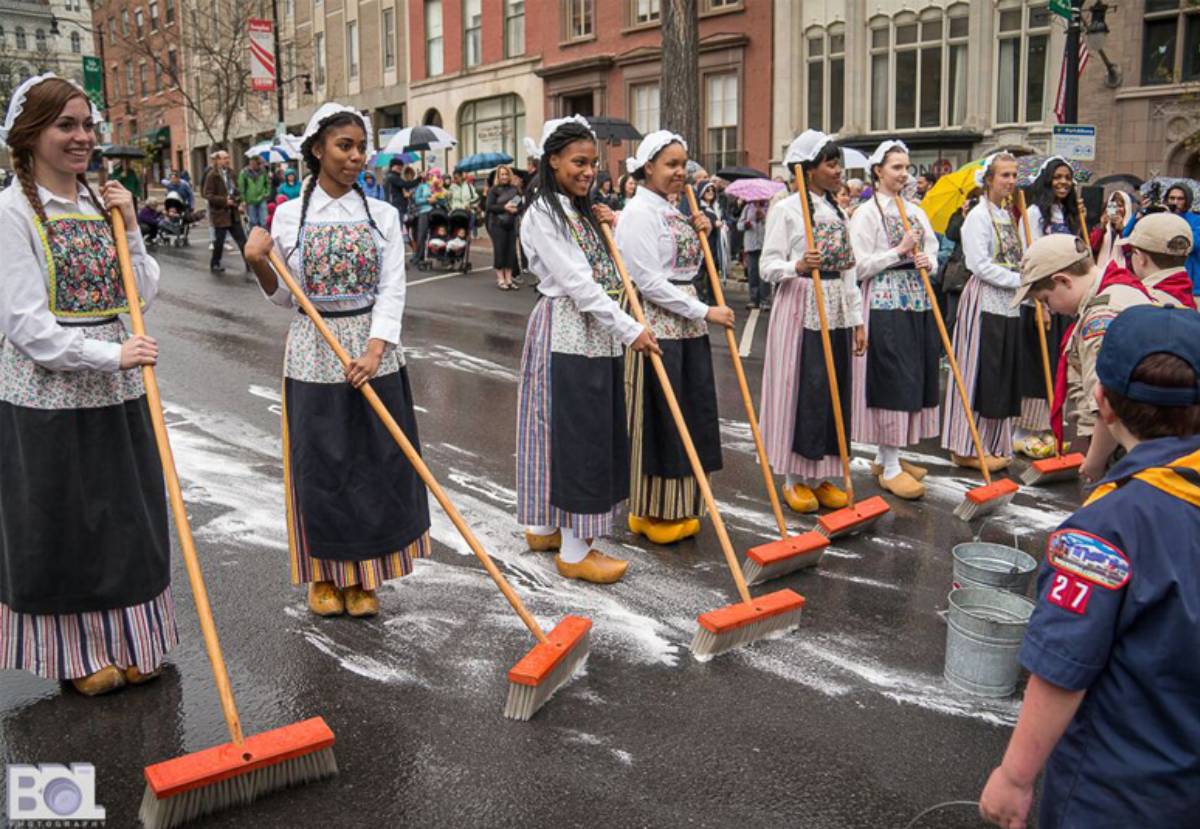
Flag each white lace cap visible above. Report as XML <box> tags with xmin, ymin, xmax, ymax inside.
<box><xmin>539</xmin><ymin>115</ymin><xmax>596</xmax><ymax>154</ymax></box>
<box><xmin>1036</xmin><ymin>155</ymin><xmax>1072</xmax><ymax>181</ymax></box>
<box><xmin>300</xmin><ymin>102</ymin><xmax>374</xmax><ymax>155</ymax></box>
<box><xmin>523</xmin><ymin>136</ymin><xmax>542</xmax><ymax>161</ymax></box>
<box><xmin>868</xmin><ymin>139</ymin><xmax>909</xmax><ymax>169</ymax></box>
<box><xmin>783</xmin><ymin>130</ymin><xmax>833</xmax><ymax>168</ymax></box>
<box><xmin>0</xmin><ymin>73</ymin><xmax>103</xmax><ymax>145</ymax></box>
<box><xmin>974</xmin><ymin>153</ymin><xmax>999</xmax><ymax>188</ymax></box>
<box><xmin>624</xmin><ymin>130</ymin><xmax>687</xmax><ymax>175</ymax></box>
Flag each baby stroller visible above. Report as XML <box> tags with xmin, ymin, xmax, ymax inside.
<box><xmin>419</xmin><ymin>208</ymin><xmax>472</xmax><ymax>272</ymax></box>
<box><xmin>156</xmin><ymin>190</ymin><xmax>192</xmax><ymax>247</ymax></box>
<box><xmin>444</xmin><ymin>208</ymin><xmax>474</xmax><ymax>273</ymax></box>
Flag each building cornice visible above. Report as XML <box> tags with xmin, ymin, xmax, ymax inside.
<box><xmin>613</xmin><ymin>31</ymin><xmax>749</xmax><ymax>67</ymax></box>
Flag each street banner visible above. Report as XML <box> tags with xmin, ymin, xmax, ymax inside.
<box><xmin>249</xmin><ymin>18</ymin><xmax>275</xmax><ymax>92</ymax></box>
<box><xmin>82</xmin><ymin>55</ymin><xmax>104</xmax><ymax>110</ymax></box>
<box><xmin>1051</xmin><ymin>124</ymin><xmax>1096</xmax><ymax>161</ymax></box>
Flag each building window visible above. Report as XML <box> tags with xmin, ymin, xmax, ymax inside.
<box><xmin>630</xmin><ymin>82</ymin><xmax>660</xmax><ymax>135</ymax></box>
<box><xmin>702</xmin><ymin>0</ymin><xmax>740</xmax><ymax>10</ymax></box>
<box><xmin>425</xmin><ymin>0</ymin><xmax>444</xmax><ymax>76</ymax></box>
<box><xmin>70</xmin><ymin>31</ymin><xmax>82</xmax><ymax>53</ymax></box>
<box><xmin>996</xmin><ymin>3</ymin><xmax>1051</xmax><ymax>124</ymax></box>
<box><xmin>120</xmin><ymin>10</ymin><xmax>128</xmax><ymax>36</ymax></box>
<box><xmin>805</xmin><ymin>24</ymin><xmax>845</xmax><ymax>134</ymax></box>
<box><xmin>1142</xmin><ymin>1</ymin><xmax>1200</xmax><ymax>84</ymax></box>
<box><xmin>505</xmin><ymin>0</ymin><xmax>525</xmax><ymax>57</ymax></box>
<box><xmin>869</xmin><ymin>4</ymin><xmax>969</xmax><ymax>132</ymax></box>
<box><xmin>314</xmin><ymin>32</ymin><xmax>325</xmax><ymax>87</ymax></box>
<box><xmin>167</xmin><ymin>48</ymin><xmax>178</xmax><ymax>83</ymax></box>
<box><xmin>124</xmin><ymin>62</ymin><xmax>133</xmax><ymax>96</ymax></box>
<box><xmin>154</xmin><ymin>60</ymin><xmax>163</xmax><ymax>92</ymax></box>
<box><xmin>457</xmin><ymin>94</ymin><xmax>526</xmax><ymax>159</ymax></box>
<box><xmin>629</xmin><ymin>0</ymin><xmax>660</xmax><ymax>26</ymax></box>
<box><xmin>149</xmin><ymin>0</ymin><xmax>159</xmax><ymax>31</ymax></box>
<box><xmin>0</xmin><ymin>26</ymin><xmax>7</xmax><ymax>49</ymax></box>
<box><xmin>35</xmin><ymin>28</ymin><xmax>46</xmax><ymax>51</ymax></box>
<box><xmin>346</xmin><ymin>21</ymin><xmax>358</xmax><ymax>79</ymax></box>
<box><xmin>381</xmin><ymin>8</ymin><xmax>396</xmax><ymax>70</ymax></box>
<box><xmin>135</xmin><ymin>10</ymin><xmax>144</xmax><ymax>38</ymax></box>
<box><xmin>464</xmin><ymin>0</ymin><xmax>482</xmax><ymax>68</ymax></box>
<box><xmin>704</xmin><ymin>72</ymin><xmax>738</xmax><ymax>170</ymax></box>
<box><xmin>14</xmin><ymin>27</ymin><xmax>25</xmax><ymax>51</ymax></box>
<box><xmin>166</xmin><ymin>0</ymin><xmax>175</xmax><ymax>25</ymax></box>
<box><xmin>139</xmin><ymin>62</ymin><xmax>147</xmax><ymax>96</ymax></box>
<box><xmin>108</xmin><ymin>17</ymin><xmax>116</xmax><ymax>42</ymax></box>
<box><xmin>563</xmin><ymin>0</ymin><xmax>594</xmax><ymax>42</ymax></box>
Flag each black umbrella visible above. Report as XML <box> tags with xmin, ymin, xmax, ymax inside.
<box><xmin>101</xmin><ymin>144</ymin><xmax>146</xmax><ymax>159</ymax></box>
<box><xmin>716</xmin><ymin>166</ymin><xmax>769</xmax><ymax>181</ymax></box>
<box><xmin>585</xmin><ymin>116</ymin><xmax>642</xmax><ymax>143</ymax></box>
<box><xmin>1094</xmin><ymin>173</ymin><xmax>1145</xmax><ymax>190</ymax></box>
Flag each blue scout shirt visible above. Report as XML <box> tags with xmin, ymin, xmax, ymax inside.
<box><xmin>1019</xmin><ymin>434</ymin><xmax>1200</xmax><ymax>829</ymax></box>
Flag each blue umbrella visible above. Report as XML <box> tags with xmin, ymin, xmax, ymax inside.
<box><xmin>455</xmin><ymin>152</ymin><xmax>513</xmax><ymax>173</ymax></box>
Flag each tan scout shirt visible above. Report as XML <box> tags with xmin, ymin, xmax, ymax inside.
<box><xmin>1066</xmin><ymin>274</ymin><xmax>1152</xmax><ymax>437</ymax></box>
<box><xmin>1143</xmin><ymin>268</ymin><xmax>1192</xmax><ymax>309</ymax></box>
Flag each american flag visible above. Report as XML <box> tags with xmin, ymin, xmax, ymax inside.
<box><xmin>1053</xmin><ymin>37</ymin><xmax>1090</xmax><ymax>124</ymax></box>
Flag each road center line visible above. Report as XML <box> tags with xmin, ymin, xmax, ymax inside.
<box><xmin>738</xmin><ymin>308</ymin><xmax>760</xmax><ymax>357</ymax></box>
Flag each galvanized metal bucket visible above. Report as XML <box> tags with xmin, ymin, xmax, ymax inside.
<box><xmin>944</xmin><ymin>587</ymin><xmax>1035</xmax><ymax>697</ymax></box>
<box><xmin>952</xmin><ymin>542</ymin><xmax>1037</xmax><ymax>596</ymax></box>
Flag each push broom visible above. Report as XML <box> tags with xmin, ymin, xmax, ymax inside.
<box><xmin>264</xmin><ymin>249</ymin><xmax>588</xmax><ymax>722</ymax></box>
<box><xmin>598</xmin><ymin>223</ymin><xmax>804</xmax><ymax>660</ymax></box>
<box><xmin>107</xmin><ymin>212</ymin><xmax>339</xmax><ymax>829</ymax></box>
<box><xmin>1015</xmin><ymin>191</ymin><xmax>1084</xmax><ymax>485</ymax></box>
<box><xmin>892</xmin><ymin>198</ymin><xmax>1019</xmax><ymax>520</ymax></box>
<box><xmin>683</xmin><ymin>187</ymin><xmax>828</xmax><ymax>585</ymax></box>
<box><xmin>793</xmin><ymin>165</ymin><xmax>890</xmax><ymax>539</ymax></box>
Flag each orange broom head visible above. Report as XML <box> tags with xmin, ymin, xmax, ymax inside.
<box><xmin>743</xmin><ymin>531</ymin><xmax>830</xmax><ymax>585</ymax></box>
<box><xmin>691</xmin><ymin>589</ymin><xmax>805</xmax><ymax>660</ymax></box>
<box><xmin>1020</xmin><ymin>452</ymin><xmax>1085</xmax><ymax>486</ymax></box>
<box><xmin>504</xmin><ymin>615</ymin><xmax>591</xmax><ymax>721</ymax></box>
<box><xmin>817</xmin><ymin>496</ymin><xmax>890</xmax><ymax>539</ymax></box>
<box><xmin>141</xmin><ymin>716</ymin><xmax>337</xmax><ymax>829</ymax></box>
<box><xmin>953</xmin><ymin>478</ymin><xmax>1020</xmax><ymax>521</ymax></box>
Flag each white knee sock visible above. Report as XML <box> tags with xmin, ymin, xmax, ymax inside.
<box><xmin>559</xmin><ymin>533</ymin><xmax>591</xmax><ymax>564</ymax></box>
<box><xmin>878</xmin><ymin>445</ymin><xmax>902</xmax><ymax>478</ymax></box>
<box><xmin>526</xmin><ymin>525</ymin><xmax>557</xmax><ymax>536</ymax></box>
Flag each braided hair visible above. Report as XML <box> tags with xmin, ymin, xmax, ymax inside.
<box><xmin>799</xmin><ymin>139</ymin><xmax>847</xmax><ymax>222</ymax></box>
<box><xmin>5</xmin><ymin>77</ymin><xmax>111</xmax><ymax>239</ymax></box>
<box><xmin>1029</xmin><ymin>159</ymin><xmax>1081</xmax><ymax>237</ymax></box>
<box><xmin>292</xmin><ymin>110</ymin><xmax>385</xmax><ymax>257</ymax></box>
<box><xmin>522</xmin><ymin>120</ymin><xmax>601</xmax><ymax>241</ymax></box>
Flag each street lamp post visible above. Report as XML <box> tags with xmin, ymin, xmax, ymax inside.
<box><xmin>1063</xmin><ymin>0</ymin><xmax>1083</xmax><ymax>124</ymax></box>
<box><xmin>271</xmin><ymin>0</ymin><xmax>285</xmax><ymax>134</ymax></box>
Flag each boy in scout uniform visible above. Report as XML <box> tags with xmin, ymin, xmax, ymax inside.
<box><xmin>980</xmin><ymin>305</ymin><xmax>1200</xmax><ymax>829</ymax></box>
<box><xmin>1118</xmin><ymin>211</ymin><xmax>1196</xmax><ymax>309</ymax></box>
<box><xmin>1012</xmin><ymin>234</ymin><xmax>1152</xmax><ymax>482</ymax></box>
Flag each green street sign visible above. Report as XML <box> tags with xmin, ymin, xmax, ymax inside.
<box><xmin>82</xmin><ymin>55</ymin><xmax>104</xmax><ymax>110</ymax></box>
<box><xmin>1049</xmin><ymin>0</ymin><xmax>1072</xmax><ymax>20</ymax></box>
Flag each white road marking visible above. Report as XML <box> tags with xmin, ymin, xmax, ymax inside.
<box><xmin>738</xmin><ymin>308</ymin><xmax>760</xmax><ymax>357</ymax></box>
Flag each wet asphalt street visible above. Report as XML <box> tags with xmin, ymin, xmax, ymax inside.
<box><xmin>0</xmin><ymin>236</ymin><xmax>1085</xmax><ymax>828</ymax></box>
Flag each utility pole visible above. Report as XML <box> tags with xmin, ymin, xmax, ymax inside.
<box><xmin>271</xmin><ymin>0</ymin><xmax>284</xmax><ymax>135</ymax></box>
<box><xmin>1063</xmin><ymin>0</ymin><xmax>1082</xmax><ymax>124</ymax></box>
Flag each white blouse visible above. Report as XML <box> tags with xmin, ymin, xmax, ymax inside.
<box><xmin>759</xmin><ymin>192</ymin><xmax>864</xmax><ymax>325</ymax></box>
<box><xmin>0</xmin><ymin>182</ymin><xmax>159</xmax><ymax>373</ymax></box>
<box><xmin>848</xmin><ymin>195</ymin><xmax>940</xmax><ymax>282</ymax></box>
<box><xmin>961</xmin><ymin>199</ymin><xmax>1022</xmax><ymax>290</ymax></box>
<box><xmin>519</xmin><ymin>194</ymin><xmax>643</xmax><ymax>346</ymax></box>
<box><xmin>268</xmin><ymin>183</ymin><xmax>407</xmax><ymax>345</ymax></box>
<box><xmin>1024</xmin><ymin>203</ymin><xmax>1067</xmax><ymax>242</ymax></box>
<box><xmin>614</xmin><ymin>187</ymin><xmax>708</xmax><ymax>321</ymax></box>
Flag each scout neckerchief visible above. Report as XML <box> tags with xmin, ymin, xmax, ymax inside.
<box><xmin>1050</xmin><ymin>262</ymin><xmax>1150</xmax><ymax>451</ymax></box>
<box><xmin>1151</xmin><ymin>269</ymin><xmax>1197</xmax><ymax>310</ymax></box>
<box><xmin>1085</xmin><ymin>445</ymin><xmax>1200</xmax><ymax>509</ymax></box>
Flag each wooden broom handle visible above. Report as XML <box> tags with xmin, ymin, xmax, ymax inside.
<box><xmin>1015</xmin><ymin>192</ymin><xmax>1062</xmax><ymax>457</ymax></box>
<box><xmin>266</xmin><ymin>250</ymin><xmax>549</xmax><ymax>645</ymax></box>
<box><xmin>683</xmin><ymin>187</ymin><xmax>788</xmax><ymax>538</ymax></box>
<box><xmin>793</xmin><ymin>166</ymin><xmax>855</xmax><ymax>504</ymax></box>
<box><xmin>599</xmin><ymin>224</ymin><xmax>753</xmax><ymax>605</ymax></box>
<box><xmin>1076</xmin><ymin>195</ymin><xmax>1091</xmax><ymax>252</ymax></box>
<box><xmin>111</xmin><ymin>210</ymin><xmax>246</xmax><ymax>747</ymax></box>
<box><xmin>893</xmin><ymin>198</ymin><xmax>993</xmax><ymax>485</ymax></box>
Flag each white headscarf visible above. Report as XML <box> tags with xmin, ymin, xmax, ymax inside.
<box><xmin>974</xmin><ymin>153</ymin><xmax>999</xmax><ymax>189</ymax></box>
<box><xmin>624</xmin><ymin>130</ymin><xmax>687</xmax><ymax>175</ymax></box>
<box><xmin>1097</xmin><ymin>190</ymin><xmax>1135</xmax><ymax>271</ymax></box>
<box><xmin>867</xmin><ymin>139</ymin><xmax>908</xmax><ymax>169</ymax></box>
<box><xmin>783</xmin><ymin>130</ymin><xmax>834</xmax><ymax>169</ymax></box>
<box><xmin>539</xmin><ymin>115</ymin><xmax>595</xmax><ymax>154</ymax></box>
<box><xmin>522</xmin><ymin>136</ymin><xmax>542</xmax><ymax>161</ymax></box>
<box><xmin>0</xmin><ymin>72</ymin><xmax>103</xmax><ymax>145</ymax></box>
<box><xmin>300</xmin><ymin>102</ymin><xmax>374</xmax><ymax>155</ymax></box>
<box><xmin>1036</xmin><ymin>155</ymin><xmax>1072</xmax><ymax>182</ymax></box>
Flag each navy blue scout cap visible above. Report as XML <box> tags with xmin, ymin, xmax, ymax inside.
<box><xmin>1097</xmin><ymin>305</ymin><xmax>1200</xmax><ymax>406</ymax></box>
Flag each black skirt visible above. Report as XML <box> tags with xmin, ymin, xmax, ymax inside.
<box><xmin>549</xmin><ymin>352</ymin><xmax>630</xmax><ymax>515</ymax></box>
<box><xmin>1018</xmin><ymin>304</ymin><xmax>1071</xmax><ymax>400</ymax></box>
<box><xmin>974</xmin><ymin>311</ymin><xmax>1023</xmax><ymax>419</ymax></box>
<box><xmin>865</xmin><ymin>305</ymin><xmax>941</xmax><ymax>412</ymax></box>
<box><xmin>0</xmin><ymin>397</ymin><xmax>170</xmax><ymax>615</ymax></box>
<box><xmin>638</xmin><ymin>336</ymin><xmax>723</xmax><ymax>478</ymax></box>
<box><xmin>793</xmin><ymin>327</ymin><xmax>853</xmax><ymax>460</ymax></box>
<box><xmin>285</xmin><ymin>367</ymin><xmax>431</xmax><ymax>561</ymax></box>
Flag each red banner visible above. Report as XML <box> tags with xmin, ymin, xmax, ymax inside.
<box><xmin>249</xmin><ymin>18</ymin><xmax>275</xmax><ymax>92</ymax></box>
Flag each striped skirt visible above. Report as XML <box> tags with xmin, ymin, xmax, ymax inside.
<box><xmin>940</xmin><ymin>276</ymin><xmax>1017</xmax><ymax>458</ymax></box>
<box><xmin>0</xmin><ymin>588</ymin><xmax>178</xmax><ymax>681</ymax></box>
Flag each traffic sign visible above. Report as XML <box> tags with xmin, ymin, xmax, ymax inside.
<box><xmin>1051</xmin><ymin>125</ymin><xmax>1096</xmax><ymax>161</ymax></box>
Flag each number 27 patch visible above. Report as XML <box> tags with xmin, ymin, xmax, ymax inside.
<box><xmin>1047</xmin><ymin>571</ymin><xmax>1092</xmax><ymax>615</ymax></box>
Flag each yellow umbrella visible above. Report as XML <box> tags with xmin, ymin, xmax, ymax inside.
<box><xmin>920</xmin><ymin>159</ymin><xmax>984</xmax><ymax>234</ymax></box>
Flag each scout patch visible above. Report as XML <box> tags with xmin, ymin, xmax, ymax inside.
<box><xmin>1047</xmin><ymin>529</ymin><xmax>1130</xmax><ymax>590</ymax></box>
<box><xmin>1080</xmin><ymin>312</ymin><xmax>1115</xmax><ymax>341</ymax></box>
<box><xmin>1046</xmin><ymin>571</ymin><xmax>1092</xmax><ymax>615</ymax></box>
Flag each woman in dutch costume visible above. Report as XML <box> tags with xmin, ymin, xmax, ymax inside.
<box><xmin>759</xmin><ymin>130</ymin><xmax>866</xmax><ymax>514</ymax></box>
<box><xmin>940</xmin><ymin>153</ymin><xmax>1023</xmax><ymax>471</ymax></box>
<box><xmin>516</xmin><ymin>117</ymin><xmax>660</xmax><ymax>584</ymax></box>
<box><xmin>614</xmin><ymin>131</ymin><xmax>734</xmax><ymax>545</ymax></box>
<box><xmin>0</xmin><ymin>75</ymin><xmax>176</xmax><ymax>696</ymax></box>
<box><xmin>847</xmin><ymin>140</ymin><xmax>942</xmax><ymax>501</ymax></box>
<box><xmin>244</xmin><ymin>104</ymin><xmax>431</xmax><ymax>618</ymax></box>
<box><xmin>1013</xmin><ymin>155</ymin><xmax>1079</xmax><ymax>459</ymax></box>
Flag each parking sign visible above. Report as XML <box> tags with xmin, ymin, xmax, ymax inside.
<box><xmin>1051</xmin><ymin>124</ymin><xmax>1096</xmax><ymax>162</ymax></box>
